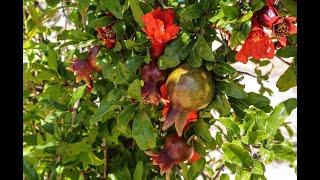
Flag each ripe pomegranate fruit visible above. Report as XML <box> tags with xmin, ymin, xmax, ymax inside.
<box><xmin>145</xmin><ymin>133</ymin><xmax>200</xmax><ymax>180</ymax></box>
<box><xmin>140</xmin><ymin>61</ymin><xmax>165</xmax><ymax>105</ymax></box>
<box><xmin>162</xmin><ymin>64</ymin><xmax>214</xmax><ymax>136</ymax></box>
<box><xmin>256</xmin><ymin>6</ymin><xmax>279</xmax><ymax>28</ymax></box>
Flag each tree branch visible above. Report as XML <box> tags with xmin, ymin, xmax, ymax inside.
<box><xmin>102</xmin><ymin>138</ymin><xmax>108</xmax><ymax>179</ymax></box>
<box><xmin>238</xmin><ymin>71</ymin><xmax>258</xmax><ymax>78</ymax></box>
<box><xmin>213</xmin><ymin>165</ymin><xmax>225</xmax><ymax>180</ymax></box>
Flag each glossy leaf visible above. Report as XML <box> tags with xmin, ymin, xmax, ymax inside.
<box><xmin>222</xmin><ymin>143</ymin><xmax>252</xmax><ymax>168</ymax></box>
<box><xmin>132</xmin><ymin>111</ymin><xmax>156</xmax><ymax>150</ymax></box>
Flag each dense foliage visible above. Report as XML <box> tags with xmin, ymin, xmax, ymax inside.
<box><xmin>23</xmin><ymin>0</ymin><xmax>297</xmax><ymax>179</ymax></box>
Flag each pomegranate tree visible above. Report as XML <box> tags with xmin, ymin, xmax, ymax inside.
<box><xmin>23</xmin><ymin>0</ymin><xmax>297</xmax><ymax>179</ymax></box>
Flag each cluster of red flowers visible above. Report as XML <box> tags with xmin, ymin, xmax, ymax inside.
<box><xmin>235</xmin><ymin>0</ymin><xmax>297</xmax><ymax>63</ymax></box>
<box><xmin>70</xmin><ymin>14</ymin><xmax>117</xmax><ymax>91</ymax></box>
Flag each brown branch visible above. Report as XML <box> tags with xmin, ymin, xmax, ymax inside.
<box><xmin>213</xmin><ymin>165</ymin><xmax>225</xmax><ymax>180</ymax></box>
<box><xmin>102</xmin><ymin>138</ymin><xmax>108</xmax><ymax>179</ymax></box>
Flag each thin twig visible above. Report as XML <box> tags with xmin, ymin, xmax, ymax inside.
<box><xmin>238</xmin><ymin>71</ymin><xmax>258</xmax><ymax>78</ymax></box>
<box><xmin>102</xmin><ymin>138</ymin><xmax>108</xmax><ymax>179</ymax></box>
<box><xmin>277</xmin><ymin>56</ymin><xmax>291</xmax><ymax>66</ymax></box>
<box><xmin>213</xmin><ymin>165</ymin><xmax>225</xmax><ymax>180</ymax></box>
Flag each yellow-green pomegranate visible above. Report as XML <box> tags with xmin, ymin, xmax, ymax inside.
<box><xmin>162</xmin><ymin>64</ymin><xmax>214</xmax><ymax>136</ymax></box>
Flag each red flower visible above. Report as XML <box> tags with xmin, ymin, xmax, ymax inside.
<box><xmin>159</xmin><ymin>83</ymin><xmax>198</xmax><ymax>135</ymax></box>
<box><xmin>96</xmin><ymin>26</ymin><xmax>116</xmax><ymax>49</ymax></box>
<box><xmin>140</xmin><ymin>61</ymin><xmax>165</xmax><ymax>105</ymax></box>
<box><xmin>145</xmin><ymin>133</ymin><xmax>200</xmax><ymax>179</ymax></box>
<box><xmin>142</xmin><ymin>8</ymin><xmax>180</xmax><ymax>58</ymax></box>
<box><xmin>272</xmin><ymin>17</ymin><xmax>297</xmax><ymax>46</ymax></box>
<box><xmin>70</xmin><ymin>60</ymin><xmax>93</xmax><ymax>86</ymax></box>
<box><xmin>69</xmin><ymin>46</ymin><xmax>101</xmax><ymax>91</ymax></box>
<box><xmin>256</xmin><ymin>6</ymin><xmax>279</xmax><ymax>28</ymax></box>
<box><xmin>235</xmin><ymin>17</ymin><xmax>275</xmax><ymax>63</ymax></box>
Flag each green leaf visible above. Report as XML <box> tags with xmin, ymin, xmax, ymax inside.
<box><xmin>193</xmin><ymin>119</ymin><xmax>212</xmax><ymax>142</ymax></box>
<box><xmin>213</xmin><ymin>61</ymin><xmax>237</xmax><ymax>77</ymax></box>
<box><xmin>79</xmin><ymin>151</ymin><xmax>104</xmax><ymax>166</ymax></box>
<box><xmin>124</xmin><ymin>40</ymin><xmax>145</xmax><ymax>52</ymax></box>
<box><xmin>216</xmin><ymin>131</ymin><xmax>223</xmax><ymax>147</ymax></box>
<box><xmin>158</xmin><ymin>54</ymin><xmax>180</xmax><ymax>70</ymax></box>
<box><xmin>245</xmin><ymin>130</ymin><xmax>268</xmax><ymax>144</ymax></box>
<box><xmin>129</xmin><ymin>0</ymin><xmax>144</xmax><ymax>27</ymax></box>
<box><xmin>219</xmin><ymin>117</ymin><xmax>241</xmax><ymax>136</ymax></box>
<box><xmin>276</xmin><ymin>63</ymin><xmax>297</xmax><ymax>92</ymax></box>
<box><xmin>132</xmin><ymin>111</ymin><xmax>156</xmax><ymax>150</ymax></box>
<box><xmin>88</xmin><ymin>126</ymin><xmax>99</xmax><ymax>144</ymax></box>
<box><xmin>271</xmin><ymin>144</ymin><xmax>296</xmax><ymax>162</ymax></box>
<box><xmin>47</xmin><ymin>49</ymin><xmax>58</xmax><ymax>72</ymax></box>
<box><xmin>210</xmin><ymin>93</ymin><xmax>231</xmax><ymax>116</ymax></box>
<box><xmin>115</xmin><ymin>166</ymin><xmax>132</xmax><ymax>180</ymax></box>
<box><xmin>216</xmin><ymin>81</ymin><xmax>247</xmax><ymax>99</ymax></box>
<box><xmin>251</xmin><ymin>0</ymin><xmax>264</xmax><ymax>11</ymax></box>
<box><xmin>194</xmin><ymin>141</ymin><xmax>206</xmax><ymax>156</ymax></box>
<box><xmin>125</xmin><ymin>55</ymin><xmax>144</xmax><ymax>73</ymax></box>
<box><xmin>280</xmin><ymin>0</ymin><xmax>297</xmax><ymax>16</ymax></box>
<box><xmin>103</xmin><ymin>61</ymin><xmax>130</xmax><ymax>85</ymax></box>
<box><xmin>69</xmin><ymin>85</ymin><xmax>87</xmax><ymax>106</ymax></box>
<box><xmin>276</xmin><ymin>45</ymin><xmax>296</xmax><ymax>58</ymax></box>
<box><xmin>144</xmin><ymin>50</ymin><xmax>151</xmax><ymax>64</ymax></box>
<box><xmin>78</xmin><ymin>0</ymin><xmax>90</xmax><ymax>16</ymax></box>
<box><xmin>243</xmin><ymin>92</ymin><xmax>272</xmax><ymax>112</ymax></box>
<box><xmin>187</xmin><ymin>50</ymin><xmax>202</xmax><ymax>67</ymax></box>
<box><xmin>58</xmin><ymin>30</ymin><xmax>93</xmax><ymax>41</ymax></box>
<box><xmin>230</xmin><ymin>31</ymin><xmax>240</xmax><ymax>49</ymax></box>
<box><xmin>158</xmin><ymin>38</ymin><xmax>184</xmax><ymax>70</ymax></box>
<box><xmin>265</xmin><ymin>101</ymin><xmax>293</xmax><ymax>143</ymax></box>
<box><xmin>117</xmin><ymin>104</ymin><xmax>136</xmax><ymax>133</ymax></box>
<box><xmin>127</xmin><ymin>79</ymin><xmax>143</xmax><ymax>103</ymax></box>
<box><xmin>239</xmin><ymin>11</ymin><xmax>253</xmax><ymax>22</ymax></box>
<box><xmin>221</xmin><ymin>4</ymin><xmax>240</xmax><ymax>20</ymax></box>
<box><xmin>283</xmin><ymin>98</ymin><xmax>297</xmax><ymax>114</ymax></box>
<box><xmin>89</xmin><ymin>16</ymin><xmax>115</xmax><ymax>28</ymax></box>
<box><xmin>220</xmin><ymin>174</ymin><xmax>230</xmax><ymax>180</ymax></box>
<box><xmin>46</xmin><ymin>0</ymin><xmax>60</xmax><ymax>7</ymax></box>
<box><xmin>133</xmin><ymin>161</ymin><xmax>144</xmax><ymax>180</ymax></box>
<box><xmin>209</xmin><ymin>10</ymin><xmax>225</xmax><ymax>23</ymax></box>
<box><xmin>187</xmin><ymin>158</ymin><xmax>206</xmax><ymax>180</ymax></box>
<box><xmin>194</xmin><ymin>35</ymin><xmax>215</xmax><ymax>62</ymax></box>
<box><xmin>100</xmin><ymin>0</ymin><xmax>123</xmax><ymax>19</ymax></box>
<box><xmin>179</xmin><ymin>39</ymin><xmax>196</xmax><ymax>60</ymax></box>
<box><xmin>252</xmin><ymin>160</ymin><xmax>265</xmax><ymax>175</ymax></box>
<box><xmin>90</xmin><ymin>89</ymin><xmax>123</xmax><ymax>124</ymax></box>
<box><xmin>222</xmin><ymin>143</ymin><xmax>252</xmax><ymax>168</ymax></box>
<box><xmin>23</xmin><ymin>158</ymin><xmax>39</xmax><ymax>180</ymax></box>
<box><xmin>182</xmin><ymin>3</ymin><xmax>203</xmax><ymax>20</ymax></box>
<box><xmin>235</xmin><ymin>169</ymin><xmax>251</xmax><ymax>180</ymax></box>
